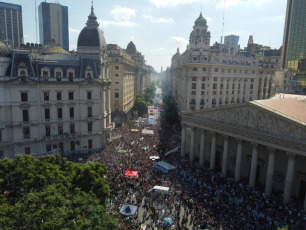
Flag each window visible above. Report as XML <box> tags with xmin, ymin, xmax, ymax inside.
<box><xmin>69</xmin><ymin>72</ymin><xmax>74</xmax><ymax>81</ymax></box>
<box><xmin>115</xmin><ymin>74</ymin><xmax>119</xmax><ymax>77</ymax></box>
<box><xmin>58</xmin><ymin>124</ymin><xmax>63</xmax><ymax>135</ymax></box>
<box><xmin>250</xmin><ymin>84</ymin><xmax>254</xmax><ymax>89</ymax></box>
<box><xmin>115</xmin><ymin>58</ymin><xmax>119</xmax><ymax>62</ymax></box>
<box><xmin>57</xmin><ymin>108</ymin><xmax>62</xmax><ymax>119</ymax></box>
<box><xmin>213</xmin><ymin>83</ymin><xmax>217</xmax><ymax>90</ymax></box>
<box><xmin>115</xmin><ymin>66</ymin><xmax>119</xmax><ymax>70</ymax></box>
<box><xmin>214</xmin><ymin>77</ymin><xmax>218</xmax><ymax>82</ymax></box>
<box><xmin>88</xmin><ymin>139</ymin><xmax>92</xmax><ymax>149</ymax></box>
<box><xmin>87</xmin><ymin>91</ymin><xmax>92</xmax><ymax>100</ymax></box>
<box><xmin>192</xmin><ymin>67</ymin><xmax>197</xmax><ymax>71</ymax></box>
<box><xmin>191</xmin><ymin>91</ymin><xmax>196</xmax><ymax>95</ymax></box>
<box><xmin>88</xmin><ymin>107</ymin><xmax>92</xmax><ymax>117</ymax></box>
<box><xmin>201</xmin><ymin>91</ymin><xmax>205</xmax><ymax>95</ymax></box>
<box><xmin>56</xmin><ymin>72</ymin><xmax>61</xmax><ymax>81</ymax></box>
<box><xmin>201</xmin><ymin>83</ymin><xmax>205</xmax><ymax>89</ymax></box>
<box><xmin>25</xmin><ymin>147</ymin><xmax>31</xmax><ymax>155</ymax></box>
<box><xmin>43</xmin><ymin>71</ymin><xmax>48</xmax><ymax>80</ymax></box>
<box><xmin>23</xmin><ymin>110</ymin><xmax>29</xmax><ymax>122</ymax></box>
<box><xmin>245</xmin><ymin>70</ymin><xmax>248</xmax><ymax>74</ymax></box>
<box><xmin>23</xmin><ymin>127</ymin><xmax>30</xmax><ymax>139</ymax></box>
<box><xmin>44</xmin><ymin>92</ymin><xmax>49</xmax><ymax>101</ymax></box>
<box><xmin>115</xmin><ymin>93</ymin><xmax>119</xmax><ymax>98</ymax></box>
<box><xmin>88</xmin><ymin>122</ymin><xmax>93</xmax><ymax>133</ymax></box>
<box><xmin>21</xmin><ymin>92</ymin><xmax>28</xmax><ymax>102</ymax></box>
<box><xmin>222</xmin><ymin>69</ymin><xmax>225</xmax><ymax>73</ymax></box>
<box><xmin>202</xmin><ymin>67</ymin><xmax>206</xmax><ymax>71</ymax></box>
<box><xmin>71</xmin><ymin>141</ymin><xmax>75</xmax><ymax>151</ymax></box>
<box><xmin>59</xmin><ymin>142</ymin><xmax>63</xmax><ymax>152</ymax></box>
<box><xmin>70</xmin><ymin>123</ymin><xmax>75</xmax><ymax>134</ymax></box>
<box><xmin>45</xmin><ymin>125</ymin><xmax>50</xmax><ymax>137</ymax></box>
<box><xmin>70</xmin><ymin>107</ymin><xmax>74</xmax><ymax>118</ymax></box>
<box><xmin>46</xmin><ymin>144</ymin><xmax>51</xmax><ymax>152</ymax></box>
<box><xmin>45</xmin><ymin>108</ymin><xmax>50</xmax><ymax>120</ymax></box>
<box><xmin>115</xmin><ymin>100</ymin><xmax>119</xmax><ymax>105</ymax></box>
<box><xmin>202</xmin><ymin>77</ymin><xmax>206</xmax><ymax>81</ymax></box>
<box><xmin>214</xmin><ymin>68</ymin><xmax>218</xmax><ymax>72</ymax></box>
<box><xmin>57</xmin><ymin>92</ymin><xmax>62</xmax><ymax>100</ymax></box>
<box><xmin>192</xmin><ymin>83</ymin><xmax>196</xmax><ymax>89</ymax></box>
<box><xmin>68</xmin><ymin>92</ymin><xmax>74</xmax><ymax>100</ymax></box>
<box><xmin>192</xmin><ymin>77</ymin><xmax>197</xmax><ymax>81</ymax></box>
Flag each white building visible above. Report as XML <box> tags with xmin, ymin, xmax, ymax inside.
<box><xmin>0</xmin><ymin>6</ymin><xmax>113</xmax><ymax>158</ymax></box>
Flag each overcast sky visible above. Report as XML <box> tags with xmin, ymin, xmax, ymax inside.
<box><xmin>7</xmin><ymin>0</ymin><xmax>287</xmax><ymax>72</ymax></box>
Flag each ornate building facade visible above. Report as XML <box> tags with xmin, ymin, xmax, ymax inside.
<box><xmin>0</xmin><ymin>6</ymin><xmax>113</xmax><ymax>158</ymax></box>
<box><xmin>170</xmin><ymin>13</ymin><xmax>296</xmax><ymax>112</ymax></box>
<box><xmin>181</xmin><ymin>94</ymin><xmax>306</xmax><ymax>206</ymax></box>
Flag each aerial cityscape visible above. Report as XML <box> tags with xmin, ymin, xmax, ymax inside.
<box><xmin>0</xmin><ymin>0</ymin><xmax>305</xmax><ymax>229</ymax></box>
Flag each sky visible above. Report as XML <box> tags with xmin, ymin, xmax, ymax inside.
<box><xmin>6</xmin><ymin>0</ymin><xmax>287</xmax><ymax>72</ymax></box>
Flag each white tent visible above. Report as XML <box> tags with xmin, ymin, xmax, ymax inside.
<box><xmin>142</xmin><ymin>129</ymin><xmax>154</xmax><ymax>135</ymax></box>
<box><xmin>152</xmin><ymin>186</ymin><xmax>170</xmax><ymax>193</ymax></box>
<box><xmin>149</xmin><ymin>156</ymin><xmax>160</xmax><ymax>160</ymax></box>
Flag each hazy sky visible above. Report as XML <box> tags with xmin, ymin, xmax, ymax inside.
<box><xmin>6</xmin><ymin>0</ymin><xmax>287</xmax><ymax>71</ymax></box>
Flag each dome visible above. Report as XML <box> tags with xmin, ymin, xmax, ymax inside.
<box><xmin>77</xmin><ymin>5</ymin><xmax>106</xmax><ymax>50</ymax></box>
<box><xmin>194</xmin><ymin>12</ymin><xmax>207</xmax><ymax>26</ymax></box>
<box><xmin>0</xmin><ymin>41</ymin><xmax>10</xmax><ymax>57</ymax></box>
<box><xmin>126</xmin><ymin>41</ymin><xmax>136</xmax><ymax>54</ymax></box>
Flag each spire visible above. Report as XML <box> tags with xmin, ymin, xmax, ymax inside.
<box><xmin>177</xmin><ymin>47</ymin><xmax>179</xmax><ymax>53</ymax></box>
<box><xmin>86</xmin><ymin>2</ymin><xmax>99</xmax><ymax>28</ymax></box>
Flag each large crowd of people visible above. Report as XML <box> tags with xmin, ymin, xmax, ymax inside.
<box><xmin>74</xmin><ymin>103</ymin><xmax>306</xmax><ymax>229</ymax></box>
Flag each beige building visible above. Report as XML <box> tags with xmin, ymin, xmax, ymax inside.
<box><xmin>181</xmin><ymin>94</ymin><xmax>306</xmax><ymax>207</ymax></box>
<box><xmin>170</xmin><ymin>13</ymin><xmax>297</xmax><ymax>112</ymax></box>
<box><xmin>107</xmin><ymin>44</ymin><xmax>137</xmax><ymax>125</ymax></box>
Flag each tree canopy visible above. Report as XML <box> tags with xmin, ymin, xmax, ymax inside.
<box><xmin>162</xmin><ymin>95</ymin><xmax>180</xmax><ymax>125</ymax></box>
<box><xmin>0</xmin><ymin>154</ymin><xmax>118</xmax><ymax>230</ymax></box>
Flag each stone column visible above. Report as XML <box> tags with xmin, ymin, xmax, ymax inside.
<box><xmin>210</xmin><ymin>132</ymin><xmax>216</xmax><ymax>170</ymax></box>
<box><xmin>181</xmin><ymin>125</ymin><xmax>186</xmax><ymax>158</ymax></box>
<box><xmin>190</xmin><ymin>127</ymin><xmax>195</xmax><ymax>162</ymax></box>
<box><xmin>199</xmin><ymin>130</ymin><xmax>205</xmax><ymax>166</ymax></box>
<box><xmin>283</xmin><ymin>152</ymin><xmax>296</xmax><ymax>204</ymax></box>
<box><xmin>265</xmin><ymin>148</ymin><xmax>275</xmax><ymax>195</ymax></box>
<box><xmin>235</xmin><ymin>139</ymin><xmax>242</xmax><ymax>182</ymax></box>
<box><xmin>249</xmin><ymin>143</ymin><xmax>258</xmax><ymax>187</ymax></box>
<box><xmin>222</xmin><ymin>135</ymin><xmax>229</xmax><ymax>177</ymax></box>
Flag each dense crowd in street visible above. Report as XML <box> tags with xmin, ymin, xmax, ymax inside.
<box><xmin>76</xmin><ymin>102</ymin><xmax>306</xmax><ymax>229</ymax></box>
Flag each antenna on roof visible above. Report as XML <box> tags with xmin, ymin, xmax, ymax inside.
<box><xmin>220</xmin><ymin>0</ymin><xmax>225</xmax><ymax>44</ymax></box>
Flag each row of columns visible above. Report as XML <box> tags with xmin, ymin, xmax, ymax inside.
<box><xmin>181</xmin><ymin>125</ymin><xmax>297</xmax><ymax>204</ymax></box>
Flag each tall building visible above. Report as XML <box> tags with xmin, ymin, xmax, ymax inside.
<box><xmin>0</xmin><ymin>1</ymin><xmax>23</xmax><ymax>49</ymax></box>
<box><xmin>224</xmin><ymin>35</ymin><xmax>239</xmax><ymax>55</ymax></box>
<box><xmin>281</xmin><ymin>0</ymin><xmax>306</xmax><ymax>86</ymax></box>
<box><xmin>38</xmin><ymin>2</ymin><xmax>69</xmax><ymax>51</ymax></box>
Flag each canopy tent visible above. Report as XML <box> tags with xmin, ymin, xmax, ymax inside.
<box><xmin>154</xmin><ymin>161</ymin><xmax>176</xmax><ymax>173</ymax></box>
<box><xmin>152</xmin><ymin>186</ymin><xmax>170</xmax><ymax>193</ymax></box>
<box><xmin>119</xmin><ymin>204</ymin><xmax>138</xmax><ymax>216</ymax></box>
<box><xmin>149</xmin><ymin>156</ymin><xmax>160</xmax><ymax>160</ymax></box>
<box><xmin>124</xmin><ymin>170</ymin><xmax>138</xmax><ymax>178</ymax></box>
<box><xmin>164</xmin><ymin>146</ymin><xmax>179</xmax><ymax>156</ymax></box>
<box><xmin>142</xmin><ymin>129</ymin><xmax>154</xmax><ymax>135</ymax></box>
<box><xmin>164</xmin><ymin>217</ymin><xmax>173</xmax><ymax>226</ymax></box>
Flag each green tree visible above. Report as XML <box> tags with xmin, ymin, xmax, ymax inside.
<box><xmin>134</xmin><ymin>94</ymin><xmax>148</xmax><ymax>117</ymax></box>
<box><xmin>0</xmin><ymin>154</ymin><xmax>117</xmax><ymax>229</ymax></box>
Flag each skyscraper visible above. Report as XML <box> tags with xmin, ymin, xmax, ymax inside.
<box><xmin>224</xmin><ymin>35</ymin><xmax>239</xmax><ymax>55</ymax></box>
<box><xmin>281</xmin><ymin>0</ymin><xmax>306</xmax><ymax>86</ymax></box>
<box><xmin>38</xmin><ymin>2</ymin><xmax>69</xmax><ymax>51</ymax></box>
<box><xmin>0</xmin><ymin>1</ymin><xmax>23</xmax><ymax>49</ymax></box>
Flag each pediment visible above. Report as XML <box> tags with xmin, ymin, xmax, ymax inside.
<box><xmin>185</xmin><ymin>104</ymin><xmax>306</xmax><ymax>141</ymax></box>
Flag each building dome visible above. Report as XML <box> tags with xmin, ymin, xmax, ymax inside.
<box><xmin>77</xmin><ymin>5</ymin><xmax>106</xmax><ymax>50</ymax></box>
<box><xmin>194</xmin><ymin>12</ymin><xmax>207</xmax><ymax>26</ymax></box>
<box><xmin>126</xmin><ymin>41</ymin><xmax>136</xmax><ymax>54</ymax></box>
<box><xmin>0</xmin><ymin>41</ymin><xmax>10</xmax><ymax>57</ymax></box>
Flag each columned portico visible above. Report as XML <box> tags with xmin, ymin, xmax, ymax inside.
<box><xmin>265</xmin><ymin>148</ymin><xmax>275</xmax><ymax>195</ymax></box>
<box><xmin>235</xmin><ymin>139</ymin><xmax>242</xmax><ymax>182</ymax></box>
<box><xmin>221</xmin><ymin>135</ymin><xmax>229</xmax><ymax>177</ymax></box>
<box><xmin>181</xmin><ymin>125</ymin><xmax>186</xmax><ymax>157</ymax></box>
<box><xmin>190</xmin><ymin>126</ymin><xmax>195</xmax><ymax>162</ymax></box>
<box><xmin>249</xmin><ymin>143</ymin><xmax>258</xmax><ymax>187</ymax></box>
<box><xmin>199</xmin><ymin>130</ymin><xmax>205</xmax><ymax>166</ymax></box>
<box><xmin>209</xmin><ymin>132</ymin><xmax>216</xmax><ymax>169</ymax></box>
<box><xmin>283</xmin><ymin>152</ymin><xmax>296</xmax><ymax>204</ymax></box>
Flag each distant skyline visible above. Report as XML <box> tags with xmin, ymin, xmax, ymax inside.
<box><xmin>6</xmin><ymin>0</ymin><xmax>287</xmax><ymax>71</ymax></box>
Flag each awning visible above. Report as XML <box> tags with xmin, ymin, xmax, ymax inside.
<box><xmin>119</xmin><ymin>204</ymin><xmax>138</xmax><ymax>216</ymax></box>
<box><xmin>124</xmin><ymin>170</ymin><xmax>138</xmax><ymax>178</ymax></box>
<box><xmin>142</xmin><ymin>129</ymin><xmax>154</xmax><ymax>135</ymax></box>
